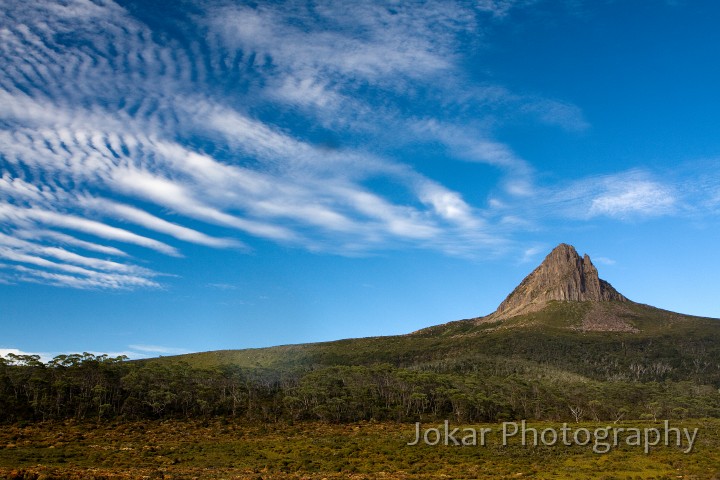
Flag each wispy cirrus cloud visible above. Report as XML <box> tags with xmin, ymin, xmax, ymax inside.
<box><xmin>127</xmin><ymin>344</ymin><xmax>191</xmax><ymax>356</ymax></box>
<box><xmin>483</xmin><ymin>169</ymin><xmax>685</xmax><ymax>228</ymax></box>
<box><xmin>0</xmin><ymin>202</ymin><xmax>180</xmax><ymax>256</ymax></box>
<box><xmin>0</xmin><ymin>0</ymin><xmax>601</xmax><ymax>289</ymax></box>
<box><xmin>588</xmin><ymin>179</ymin><xmax>677</xmax><ymax>218</ymax></box>
<box><xmin>559</xmin><ymin>171</ymin><xmax>678</xmax><ymax>220</ymax></box>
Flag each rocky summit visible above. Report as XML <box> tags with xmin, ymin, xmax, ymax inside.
<box><xmin>490</xmin><ymin>243</ymin><xmax>628</xmax><ymax>320</ymax></box>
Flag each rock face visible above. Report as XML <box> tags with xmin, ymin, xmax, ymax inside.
<box><xmin>491</xmin><ymin>243</ymin><xmax>627</xmax><ymax>319</ymax></box>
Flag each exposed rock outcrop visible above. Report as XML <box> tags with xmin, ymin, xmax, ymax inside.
<box><xmin>490</xmin><ymin>243</ymin><xmax>627</xmax><ymax>320</ymax></box>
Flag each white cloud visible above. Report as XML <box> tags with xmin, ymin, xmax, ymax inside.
<box><xmin>476</xmin><ymin>0</ymin><xmax>531</xmax><ymax>17</ymax></box>
<box><xmin>416</xmin><ymin>181</ymin><xmax>480</xmax><ymax>229</ymax></box>
<box><xmin>207</xmin><ymin>1</ymin><xmax>464</xmax><ymax>86</ymax></box>
<box><xmin>593</xmin><ymin>256</ymin><xmax>616</xmax><ymax>266</ymax></box>
<box><xmin>0</xmin><ymin>204</ymin><xmax>180</xmax><ymax>256</ymax></box>
<box><xmin>7</xmin><ymin>264</ymin><xmax>160</xmax><ymax>290</ymax></box>
<box><xmin>15</xmin><ymin>229</ymin><xmax>129</xmax><ymax>257</ymax></box>
<box><xmin>110</xmin><ymin>167</ymin><xmax>299</xmax><ymax>241</ymax></box>
<box><xmin>521</xmin><ymin>245</ymin><xmax>546</xmax><ymax>263</ymax></box>
<box><xmin>589</xmin><ymin>179</ymin><xmax>676</xmax><ymax>218</ymax></box>
<box><xmin>0</xmin><ymin>236</ymin><xmax>139</xmax><ymax>275</ymax></box>
<box><xmin>520</xmin><ymin>98</ymin><xmax>590</xmax><ymax>132</ymax></box>
<box><xmin>0</xmin><ymin>345</ymin><xmax>189</xmax><ymax>364</ymax></box>
<box><xmin>0</xmin><ymin>0</ymin><xmax>667</xmax><ymax>292</ymax></box>
<box><xmin>410</xmin><ymin>119</ymin><xmax>537</xmax><ymax>198</ymax></box>
<box><xmin>0</xmin><ymin>229</ymin><xmax>161</xmax><ymax>289</ymax></box>
<box><xmin>411</xmin><ymin>119</ymin><xmax>529</xmax><ymax>171</ymax></box>
<box><xmin>80</xmin><ymin>197</ymin><xmax>244</xmax><ymax>249</ymax></box>
<box><xmin>127</xmin><ymin>344</ymin><xmax>190</xmax><ymax>356</ymax></box>
<box><xmin>272</xmin><ymin>76</ymin><xmax>340</xmax><ymax>109</ymax></box>
<box><xmin>525</xmin><ymin>170</ymin><xmax>679</xmax><ymax>221</ymax></box>
<box><xmin>0</xmin><ymin>348</ymin><xmax>48</xmax><ymax>362</ymax></box>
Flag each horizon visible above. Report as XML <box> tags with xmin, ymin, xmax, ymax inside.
<box><xmin>2</xmin><ymin>0</ymin><xmax>720</xmax><ymax>361</ymax></box>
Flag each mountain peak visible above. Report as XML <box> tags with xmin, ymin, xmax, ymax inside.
<box><xmin>491</xmin><ymin>244</ymin><xmax>628</xmax><ymax>319</ymax></box>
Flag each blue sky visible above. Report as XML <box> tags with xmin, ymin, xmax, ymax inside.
<box><xmin>1</xmin><ymin>0</ymin><xmax>720</xmax><ymax>360</ymax></box>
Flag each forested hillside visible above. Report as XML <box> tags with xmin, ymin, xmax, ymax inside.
<box><xmin>3</xmin><ymin>300</ymin><xmax>720</xmax><ymax>425</ymax></box>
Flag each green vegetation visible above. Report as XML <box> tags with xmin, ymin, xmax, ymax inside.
<box><xmin>1</xmin><ymin>419</ymin><xmax>720</xmax><ymax>479</ymax></box>
<box><xmin>3</xmin><ymin>301</ymin><xmax>720</xmax><ymax>477</ymax></box>
<box><xmin>155</xmin><ymin>302</ymin><xmax>720</xmax><ymax>385</ymax></box>
<box><xmin>5</xmin><ymin>351</ymin><xmax>720</xmax><ymax>424</ymax></box>
<box><xmin>2</xmin><ymin>303</ymin><xmax>720</xmax><ymax>424</ymax></box>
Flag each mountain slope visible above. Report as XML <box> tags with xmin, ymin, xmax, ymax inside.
<box><xmin>151</xmin><ymin>244</ymin><xmax>720</xmax><ymax>385</ymax></box>
<box><xmin>154</xmin><ymin>301</ymin><xmax>720</xmax><ymax>384</ymax></box>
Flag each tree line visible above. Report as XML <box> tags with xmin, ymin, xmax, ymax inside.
<box><xmin>2</xmin><ymin>352</ymin><xmax>719</xmax><ymax>424</ymax></box>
